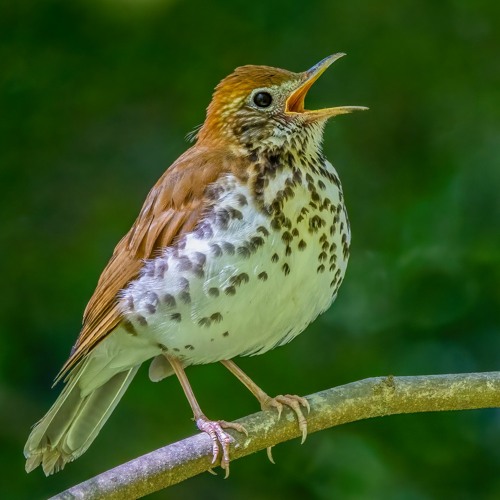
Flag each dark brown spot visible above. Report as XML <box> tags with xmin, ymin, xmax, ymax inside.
<box><xmin>284</xmin><ymin>186</ymin><xmax>295</xmax><ymax>199</ymax></box>
<box><xmin>222</xmin><ymin>242</ymin><xmax>235</xmax><ymax>255</ymax></box>
<box><xmin>177</xmin><ymin>255</ymin><xmax>192</xmax><ymax>271</ymax></box>
<box><xmin>155</xmin><ymin>260</ymin><xmax>168</xmax><ymax>279</ymax></box>
<box><xmin>198</xmin><ymin>317</ymin><xmax>211</xmax><ymax>327</ymax></box>
<box><xmin>298</xmin><ymin>239</ymin><xmax>307</xmax><ymax>251</ymax></box>
<box><xmin>250</xmin><ymin>236</ymin><xmax>265</xmax><ymax>248</ymax></box>
<box><xmin>285</xmin><ymin>245</ymin><xmax>292</xmax><ymax>256</ymax></box>
<box><xmin>225</xmin><ymin>286</ymin><xmax>236</xmax><ymax>296</ymax></box>
<box><xmin>318</xmin><ymin>252</ymin><xmax>328</xmax><ymax>262</ymax></box>
<box><xmin>258</xmin><ymin>271</ymin><xmax>268</xmax><ymax>281</ymax></box>
<box><xmin>157</xmin><ymin>343</ymin><xmax>168</xmax><ymax>351</ymax></box>
<box><xmin>185</xmin><ymin>344</ymin><xmax>194</xmax><ymax>350</ymax></box>
<box><xmin>143</xmin><ymin>261</ymin><xmax>155</xmax><ymax>277</ymax></box>
<box><xmin>194</xmin><ymin>222</ymin><xmax>214</xmax><ymax>240</ymax></box>
<box><xmin>193</xmin><ymin>266</ymin><xmax>205</xmax><ymax>279</ymax></box>
<box><xmin>317</xmin><ymin>264</ymin><xmax>326</xmax><ymax>273</ymax></box>
<box><xmin>309</xmin><ymin>215</ymin><xmax>325</xmax><ymax>232</ymax></box>
<box><xmin>238</xmin><ymin>245</ymin><xmax>251</xmax><ymax>258</ymax></box>
<box><xmin>206</xmin><ymin>184</ymin><xmax>225</xmax><ymax>201</ymax></box>
<box><xmin>137</xmin><ymin>315</ymin><xmax>147</xmax><ymax>326</ymax></box>
<box><xmin>192</xmin><ymin>252</ymin><xmax>206</xmax><ymax>266</ymax></box>
<box><xmin>123</xmin><ymin>320</ymin><xmax>137</xmax><ymax>336</ymax></box>
<box><xmin>215</xmin><ymin>208</ymin><xmax>230</xmax><ymax>229</ymax></box>
<box><xmin>236</xmin><ymin>193</ymin><xmax>248</xmax><ymax>206</ymax></box>
<box><xmin>282</xmin><ymin>231</ymin><xmax>293</xmax><ymax>244</ymax></box>
<box><xmin>228</xmin><ymin>207</ymin><xmax>243</xmax><ymax>220</ymax></box>
<box><xmin>210</xmin><ymin>312</ymin><xmax>223</xmax><ymax>323</ymax></box>
<box><xmin>126</xmin><ymin>295</ymin><xmax>135</xmax><ymax>312</ymax></box>
<box><xmin>210</xmin><ymin>243</ymin><xmax>223</xmax><ymax>257</ymax></box>
<box><xmin>271</xmin><ymin>199</ymin><xmax>282</xmax><ymax>213</ymax></box>
<box><xmin>178</xmin><ymin>277</ymin><xmax>190</xmax><ymax>291</ymax></box>
<box><xmin>222</xmin><ymin>331</ymin><xmax>229</xmax><ymax>337</ymax></box>
<box><xmin>163</xmin><ymin>294</ymin><xmax>176</xmax><ymax>307</ymax></box>
<box><xmin>257</xmin><ymin>226</ymin><xmax>270</xmax><ymax>236</ymax></box>
<box><xmin>271</xmin><ymin>253</ymin><xmax>279</xmax><ymax>263</ymax></box>
<box><xmin>208</xmin><ymin>287</ymin><xmax>220</xmax><ymax>297</ymax></box>
<box><xmin>230</xmin><ymin>273</ymin><xmax>248</xmax><ymax>287</ymax></box>
<box><xmin>318</xmin><ymin>179</ymin><xmax>326</xmax><ymax>190</ymax></box>
<box><xmin>282</xmin><ymin>263</ymin><xmax>290</xmax><ymax>276</ymax></box>
<box><xmin>271</xmin><ymin>218</ymin><xmax>282</xmax><ymax>230</ymax></box>
<box><xmin>291</xmin><ymin>228</ymin><xmax>299</xmax><ymax>237</ymax></box>
<box><xmin>179</xmin><ymin>291</ymin><xmax>191</xmax><ymax>304</ymax></box>
<box><xmin>173</xmin><ymin>348</ymin><xmax>180</xmax><ymax>352</ymax></box>
<box><xmin>170</xmin><ymin>313</ymin><xmax>182</xmax><ymax>322</ymax></box>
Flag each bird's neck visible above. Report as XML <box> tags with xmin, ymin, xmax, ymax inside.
<box><xmin>197</xmin><ymin>119</ymin><xmax>327</xmax><ymax>161</ymax></box>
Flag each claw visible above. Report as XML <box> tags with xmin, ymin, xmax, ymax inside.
<box><xmin>262</xmin><ymin>394</ymin><xmax>310</xmax><ymax>444</ymax></box>
<box><xmin>264</xmin><ymin>397</ymin><xmax>283</xmax><ymax>420</ymax></box>
<box><xmin>266</xmin><ymin>446</ymin><xmax>276</xmax><ymax>464</ymax></box>
<box><xmin>196</xmin><ymin>417</ymin><xmax>247</xmax><ymax>476</ymax></box>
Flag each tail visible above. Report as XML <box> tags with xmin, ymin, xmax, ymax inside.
<box><xmin>24</xmin><ymin>358</ymin><xmax>139</xmax><ymax>475</ymax></box>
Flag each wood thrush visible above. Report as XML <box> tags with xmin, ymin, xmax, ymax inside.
<box><xmin>24</xmin><ymin>54</ymin><xmax>367</xmax><ymax>476</ymax></box>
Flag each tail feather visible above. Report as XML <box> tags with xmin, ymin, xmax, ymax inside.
<box><xmin>24</xmin><ymin>360</ymin><xmax>139</xmax><ymax>476</ymax></box>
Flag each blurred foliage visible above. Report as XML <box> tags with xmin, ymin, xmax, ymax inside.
<box><xmin>1</xmin><ymin>0</ymin><xmax>499</xmax><ymax>498</ymax></box>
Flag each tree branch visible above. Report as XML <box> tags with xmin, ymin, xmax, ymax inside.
<box><xmin>51</xmin><ymin>372</ymin><xmax>500</xmax><ymax>500</ymax></box>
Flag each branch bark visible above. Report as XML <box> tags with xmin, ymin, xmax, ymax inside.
<box><xmin>51</xmin><ymin>371</ymin><xmax>500</xmax><ymax>500</ymax></box>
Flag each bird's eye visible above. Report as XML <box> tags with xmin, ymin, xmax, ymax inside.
<box><xmin>253</xmin><ymin>92</ymin><xmax>273</xmax><ymax>108</ymax></box>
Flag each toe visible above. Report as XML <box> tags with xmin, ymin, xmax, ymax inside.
<box><xmin>263</xmin><ymin>394</ymin><xmax>309</xmax><ymax>443</ymax></box>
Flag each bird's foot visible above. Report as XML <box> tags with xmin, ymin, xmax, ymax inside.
<box><xmin>196</xmin><ymin>417</ymin><xmax>248</xmax><ymax>477</ymax></box>
<box><xmin>261</xmin><ymin>394</ymin><xmax>310</xmax><ymax>444</ymax></box>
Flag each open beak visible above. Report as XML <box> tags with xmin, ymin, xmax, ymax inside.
<box><xmin>285</xmin><ymin>53</ymin><xmax>368</xmax><ymax>120</ymax></box>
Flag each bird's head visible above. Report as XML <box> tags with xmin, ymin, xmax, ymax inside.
<box><xmin>197</xmin><ymin>54</ymin><xmax>367</xmax><ymax>151</ymax></box>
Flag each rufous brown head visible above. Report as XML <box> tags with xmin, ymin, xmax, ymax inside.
<box><xmin>197</xmin><ymin>54</ymin><xmax>367</xmax><ymax>148</ymax></box>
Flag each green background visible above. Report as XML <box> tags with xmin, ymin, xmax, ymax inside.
<box><xmin>1</xmin><ymin>0</ymin><xmax>499</xmax><ymax>498</ymax></box>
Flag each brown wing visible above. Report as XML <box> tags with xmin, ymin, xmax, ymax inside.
<box><xmin>57</xmin><ymin>145</ymin><xmax>242</xmax><ymax>380</ymax></box>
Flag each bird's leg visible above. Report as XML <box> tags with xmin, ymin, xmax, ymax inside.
<box><xmin>220</xmin><ymin>359</ymin><xmax>310</xmax><ymax>446</ymax></box>
<box><xmin>165</xmin><ymin>355</ymin><xmax>247</xmax><ymax>476</ymax></box>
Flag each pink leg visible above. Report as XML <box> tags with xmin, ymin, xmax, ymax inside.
<box><xmin>166</xmin><ymin>355</ymin><xmax>247</xmax><ymax>476</ymax></box>
<box><xmin>220</xmin><ymin>359</ymin><xmax>310</xmax><ymax>444</ymax></box>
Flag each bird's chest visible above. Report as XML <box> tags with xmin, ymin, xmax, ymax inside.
<box><xmin>122</xmin><ymin>159</ymin><xmax>350</xmax><ymax>365</ymax></box>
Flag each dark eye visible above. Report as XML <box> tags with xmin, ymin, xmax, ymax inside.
<box><xmin>253</xmin><ymin>92</ymin><xmax>273</xmax><ymax>108</ymax></box>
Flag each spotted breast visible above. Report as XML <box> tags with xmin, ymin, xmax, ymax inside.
<box><xmin>117</xmin><ymin>146</ymin><xmax>349</xmax><ymax>368</ymax></box>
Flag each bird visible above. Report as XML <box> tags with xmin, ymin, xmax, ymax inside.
<box><xmin>24</xmin><ymin>53</ymin><xmax>367</xmax><ymax>476</ymax></box>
